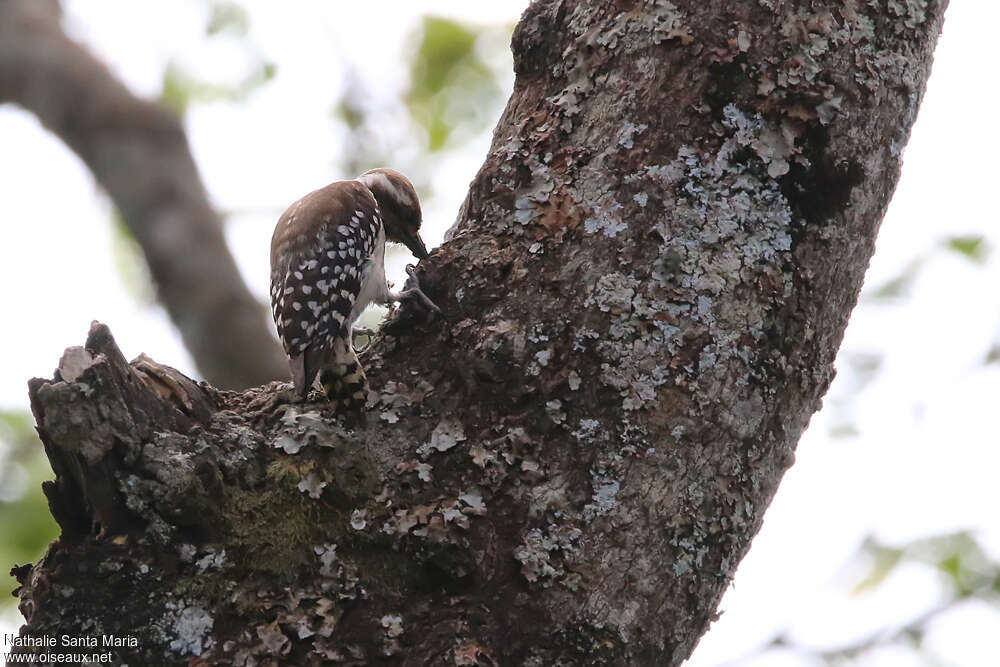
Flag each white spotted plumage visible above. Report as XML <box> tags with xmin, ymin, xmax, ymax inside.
<box><xmin>270</xmin><ymin>168</ymin><xmax>433</xmax><ymax>401</ymax></box>
<box><xmin>270</xmin><ymin>181</ymin><xmax>381</xmax><ymax>363</ymax></box>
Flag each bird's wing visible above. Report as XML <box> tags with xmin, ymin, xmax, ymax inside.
<box><xmin>269</xmin><ymin>180</ymin><xmax>382</xmax><ymax>395</ymax></box>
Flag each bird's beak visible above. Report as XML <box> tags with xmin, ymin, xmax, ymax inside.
<box><xmin>402</xmin><ymin>230</ymin><xmax>429</xmax><ymax>260</ymax></box>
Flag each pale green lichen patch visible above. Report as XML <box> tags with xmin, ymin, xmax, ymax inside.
<box><xmin>617</xmin><ymin>121</ymin><xmax>648</xmax><ymax>149</ymax></box>
<box><xmin>572</xmin><ymin>419</ymin><xmax>602</xmax><ymax>444</ymax></box>
<box><xmin>380</xmin><ymin>614</ymin><xmax>405</xmax><ymax>656</ymax></box>
<box><xmin>545</xmin><ymin>400</ymin><xmax>566</xmax><ymax>425</ymax></box>
<box><xmin>514</xmin><ymin>163</ymin><xmax>557</xmax><ymax>224</ymax></box>
<box><xmin>633</xmin><ymin>115</ymin><xmax>795</xmax><ymax>304</ymax></box>
<box><xmin>417</xmin><ymin>418</ymin><xmax>467</xmax><ymax>458</ymax></box>
<box><xmin>555</xmin><ymin>98</ymin><xmax>799</xmax><ymax>429</ymax></box>
<box><xmin>369</xmin><ymin>378</ymin><xmax>434</xmax><ymax>423</ymax></box>
<box><xmin>588</xmin><ymin>273</ymin><xmax>639</xmax><ymax>315</ymax></box>
<box><xmin>395</xmin><ymin>458</ymin><xmax>434</xmax><ymax>482</ymax></box>
<box><xmin>669</xmin><ymin>535</ymin><xmax>709</xmax><ymax>577</ymax></box>
<box><xmin>194</xmin><ymin>548</ymin><xmax>226</xmax><ymax>573</ymax></box>
<box><xmin>166</xmin><ymin>602</ymin><xmax>214</xmax><ymax>656</ymax></box>
<box><xmin>887</xmin><ymin>0</ymin><xmax>928</xmax><ymax>29</ymax></box>
<box><xmin>297</xmin><ymin>470</ymin><xmax>328</xmax><ymax>498</ymax></box>
<box><xmin>514</xmin><ymin>523</ymin><xmax>583</xmax><ymax>587</ymax></box>
<box><xmin>272</xmin><ymin>406</ymin><xmax>352</xmax><ymax>452</ymax></box>
<box><xmin>378</xmin><ymin>478</ymin><xmax>487</xmax><ymax>544</ymax></box>
<box><xmin>546</xmin><ymin>58</ymin><xmax>592</xmax><ymax>132</ymax></box>
<box><xmin>569</xmin><ymin>0</ymin><xmax>692</xmax><ymax>50</ymax></box>
<box><xmin>583</xmin><ymin>471</ymin><xmax>620</xmax><ymax>520</ymax></box>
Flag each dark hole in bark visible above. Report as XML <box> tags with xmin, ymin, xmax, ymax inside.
<box><xmin>780</xmin><ymin>123</ymin><xmax>865</xmax><ymax>229</ymax></box>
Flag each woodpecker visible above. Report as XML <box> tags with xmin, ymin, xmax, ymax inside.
<box><xmin>269</xmin><ymin>168</ymin><xmax>439</xmax><ymax>408</ymax></box>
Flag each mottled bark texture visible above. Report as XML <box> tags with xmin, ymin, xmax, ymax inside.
<box><xmin>11</xmin><ymin>1</ymin><xmax>946</xmax><ymax>665</ymax></box>
<box><xmin>0</xmin><ymin>0</ymin><xmax>286</xmax><ymax>389</ymax></box>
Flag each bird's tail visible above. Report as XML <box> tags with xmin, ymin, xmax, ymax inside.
<box><xmin>319</xmin><ymin>337</ymin><xmax>369</xmax><ymax>410</ymax></box>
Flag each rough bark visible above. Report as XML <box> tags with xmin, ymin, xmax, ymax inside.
<box><xmin>10</xmin><ymin>0</ymin><xmax>947</xmax><ymax>665</ymax></box>
<box><xmin>0</xmin><ymin>0</ymin><xmax>286</xmax><ymax>389</ymax></box>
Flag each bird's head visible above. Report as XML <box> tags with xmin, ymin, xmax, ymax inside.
<box><xmin>358</xmin><ymin>168</ymin><xmax>429</xmax><ymax>259</ymax></box>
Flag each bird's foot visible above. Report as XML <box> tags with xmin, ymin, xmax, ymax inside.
<box><xmin>352</xmin><ymin>326</ymin><xmax>377</xmax><ymax>354</ymax></box>
<box><xmin>319</xmin><ymin>366</ymin><xmax>370</xmax><ymax>428</ymax></box>
<box><xmin>328</xmin><ymin>395</ymin><xmax>369</xmax><ymax>429</ymax></box>
<box><xmin>398</xmin><ymin>264</ymin><xmax>442</xmax><ymax>314</ymax></box>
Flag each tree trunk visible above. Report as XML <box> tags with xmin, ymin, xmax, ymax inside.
<box><xmin>0</xmin><ymin>0</ymin><xmax>287</xmax><ymax>389</ymax></box>
<box><xmin>10</xmin><ymin>1</ymin><xmax>947</xmax><ymax>665</ymax></box>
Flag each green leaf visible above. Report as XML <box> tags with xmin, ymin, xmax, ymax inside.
<box><xmin>409</xmin><ymin>17</ymin><xmax>481</xmax><ymax>98</ymax></box>
<box><xmin>405</xmin><ymin>16</ymin><xmax>505</xmax><ymax>152</ymax></box>
<box><xmin>0</xmin><ymin>410</ymin><xmax>36</xmax><ymax>454</ymax></box>
<box><xmin>159</xmin><ymin>60</ymin><xmax>276</xmax><ymax>117</ymax></box>
<box><xmin>206</xmin><ymin>2</ymin><xmax>250</xmax><ymax>37</ymax></box>
<box><xmin>852</xmin><ymin>536</ymin><xmax>904</xmax><ymax>594</ymax></box>
<box><xmin>159</xmin><ymin>61</ymin><xmax>194</xmax><ymax>115</ymax></box>
<box><xmin>0</xmin><ymin>412</ymin><xmax>58</xmax><ymax>610</ymax></box>
<box><xmin>0</xmin><ymin>483</ymin><xmax>59</xmax><ymax>610</ymax></box>
<box><xmin>937</xmin><ymin>554</ymin><xmax>962</xmax><ymax>586</ymax></box>
<box><xmin>944</xmin><ymin>235</ymin><xmax>989</xmax><ymax>264</ymax></box>
<box><xmin>334</xmin><ymin>98</ymin><xmax>365</xmax><ymax>131</ymax></box>
<box><xmin>985</xmin><ymin>345</ymin><xmax>1000</xmax><ymax>365</ymax></box>
<box><xmin>866</xmin><ymin>259</ymin><xmax>924</xmax><ymax>302</ymax></box>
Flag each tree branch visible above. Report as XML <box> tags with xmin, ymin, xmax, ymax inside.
<box><xmin>10</xmin><ymin>0</ymin><xmax>949</xmax><ymax>664</ymax></box>
<box><xmin>0</xmin><ymin>0</ymin><xmax>286</xmax><ymax>389</ymax></box>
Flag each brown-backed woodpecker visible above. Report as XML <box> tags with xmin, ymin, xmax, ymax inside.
<box><xmin>269</xmin><ymin>168</ymin><xmax>438</xmax><ymax>407</ymax></box>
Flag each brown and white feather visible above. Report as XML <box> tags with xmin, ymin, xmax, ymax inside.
<box><xmin>269</xmin><ymin>181</ymin><xmax>382</xmax><ymax>396</ymax></box>
<box><xmin>269</xmin><ymin>168</ymin><xmax>433</xmax><ymax>401</ymax></box>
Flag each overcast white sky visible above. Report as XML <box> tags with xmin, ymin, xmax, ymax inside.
<box><xmin>1</xmin><ymin>1</ymin><xmax>997</xmax><ymax>664</ymax></box>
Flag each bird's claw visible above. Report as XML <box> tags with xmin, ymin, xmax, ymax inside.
<box><xmin>403</xmin><ymin>265</ymin><xmax>442</xmax><ymax>314</ymax></box>
<box><xmin>352</xmin><ymin>326</ymin><xmax>376</xmax><ymax>354</ymax></box>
